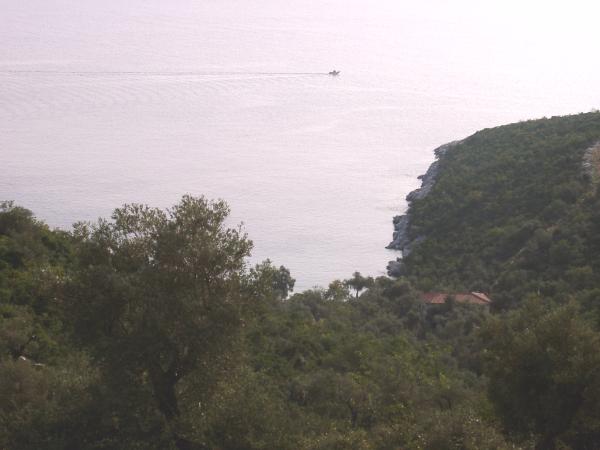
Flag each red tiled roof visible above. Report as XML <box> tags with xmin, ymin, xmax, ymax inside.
<box><xmin>421</xmin><ymin>292</ymin><xmax>448</xmax><ymax>304</ymax></box>
<box><xmin>421</xmin><ymin>292</ymin><xmax>491</xmax><ymax>305</ymax></box>
<box><xmin>470</xmin><ymin>292</ymin><xmax>492</xmax><ymax>303</ymax></box>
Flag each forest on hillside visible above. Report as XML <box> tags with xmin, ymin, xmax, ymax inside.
<box><xmin>3</xmin><ymin>113</ymin><xmax>600</xmax><ymax>449</ymax></box>
<box><xmin>404</xmin><ymin>112</ymin><xmax>600</xmax><ymax>309</ymax></box>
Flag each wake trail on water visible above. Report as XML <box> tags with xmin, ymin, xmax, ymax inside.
<box><xmin>0</xmin><ymin>70</ymin><xmax>331</xmax><ymax>77</ymax></box>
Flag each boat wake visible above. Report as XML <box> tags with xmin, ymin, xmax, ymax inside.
<box><xmin>0</xmin><ymin>70</ymin><xmax>334</xmax><ymax>77</ymax></box>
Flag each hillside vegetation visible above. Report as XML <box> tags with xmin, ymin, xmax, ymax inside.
<box><xmin>403</xmin><ymin>112</ymin><xmax>600</xmax><ymax>309</ymax></box>
<box><xmin>3</xmin><ymin>113</ymin><xmax>600</xmax><ymax>449</ymax></box>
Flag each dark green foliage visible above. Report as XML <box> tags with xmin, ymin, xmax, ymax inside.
<box><xmin>0</xmin><ymin>200</ymin><xmax>513</xmax><ymax>448</ymax></box>
<box><xmin>403</xmin><ymin>112</ymin><xmax>600</xmax><ymax>306</ymax></box>
<box><xmin>344</xmin><ymin>272</ymin><xmax>375</xmax><ymax>298</ymax></box>
<box><xmin>63</xmin><ymin>196</ymin><xmax>261</xmax><ymax>447</ymax></box>
<box><xmin>238</xmin><ymin>281</ymin><xmax>513</xmax><ymax>449</ymax></box>
<box><xmin>482</xmin><ymin>300</ymin><xmax>600</xmax><ymax>449</ymax></box>
<box><xmin>8</xmin><ymin>109</ymin><xmax>600</xmax><ymax>450</ymax></box>
<box><xmin>0</xmin><ymin>203</ymin><xmax>98</xmax><ymax>450</ymax></box>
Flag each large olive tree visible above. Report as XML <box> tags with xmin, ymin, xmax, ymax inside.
<box><xmin>66</xmin><ymin>196</ymin><xmax>255</xmax><ymax>448</ymax></box>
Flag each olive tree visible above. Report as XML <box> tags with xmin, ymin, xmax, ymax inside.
<box><xmin>65</xmin><ymin>196</ymin><xmax>255</xmax><ymax>448</ymax></box>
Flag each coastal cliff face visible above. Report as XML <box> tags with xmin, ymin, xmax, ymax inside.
<box><xmin>386</xmin><ymin>141</ymin><xmax>461</xmax><ymax>276</ymax></box>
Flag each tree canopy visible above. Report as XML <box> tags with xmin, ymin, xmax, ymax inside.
<box><xmin>5</xmin><ymin>113</ymin><xmax>600</xmax><ymax>448</ymax></box>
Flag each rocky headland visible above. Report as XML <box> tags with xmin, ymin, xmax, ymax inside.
<box><xmin>386</xmin><ymin>140</ymin><xmax>461</xmax><ymax>277</ymax></box>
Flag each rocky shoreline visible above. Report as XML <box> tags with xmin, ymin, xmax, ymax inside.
<box><xmin>386</xmin><ymin>140</ymin><xmax>461</xmax><ymax>277</ymax></box>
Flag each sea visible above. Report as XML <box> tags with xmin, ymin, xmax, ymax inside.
<box><xmin>2</xmin><ymin>0</ymin><xmax>600</xmax><ymax>290</ymax></box>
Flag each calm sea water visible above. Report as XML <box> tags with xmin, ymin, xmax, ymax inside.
<box><xmin>2</xmin><ymin>0</ymin><xmax>600</xmax><ymax>290</ymax></box>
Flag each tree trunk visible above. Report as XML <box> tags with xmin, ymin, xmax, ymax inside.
<box><xmin>174</xmin><ymin>436</ymin><xmax>210</xmax><ymax>450</ymax></box>
<box><xmin>148</xmin><ymin>363</ymin><xmax>208</xmax><ymax>450</ymax></box>
<box><xmin>148</xmin><ymin>364</ymin><xmax>179</xmax><ymax>420</ymax></box>
<box><xmin>535</xmin><ymin>434</ymin><xmax>556</xmax><ymax>450</ymax></box>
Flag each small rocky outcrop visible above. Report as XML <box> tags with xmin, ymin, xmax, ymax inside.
<box><xmin>406</xmin><ymin>160</ymin><xmax>441</xmax><ymax>203</ymax></box>
<box><xmin>386</xmin><ymin>140</ymin><xmax>461</xmax><ymax>276</ymax></box>
<box><xmin>583</xmin><ymin>141</ymin><xmax>600</xmax><ymax>182</ymax></box>
<box><xmin>386</xmin><ymin>258</ymin><xmax>405</xmax><ymax>277</ymax></box>
<box><xmin>387</xmin><ymin>215</ymin><xmax>410</xmax><ymax>250</ymax></box>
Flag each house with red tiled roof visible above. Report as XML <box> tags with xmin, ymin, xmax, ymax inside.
<box><xmin>421</xmin><ymin>292</ymin><xmax>492</xmax><ymax>306</ymax></box>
